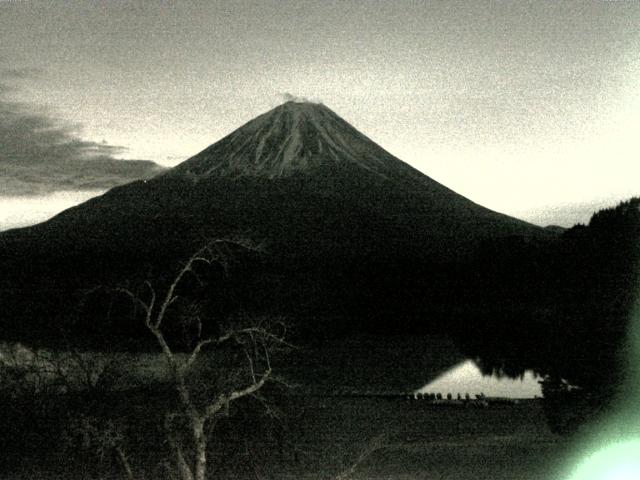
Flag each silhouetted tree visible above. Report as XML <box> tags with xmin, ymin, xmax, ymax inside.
<box><xmin>114</xmin><ymin>238</ymin><xmax>291</xmax><ymax>480</ymax></box>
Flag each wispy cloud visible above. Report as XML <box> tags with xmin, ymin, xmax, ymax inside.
<box><xmin>0</xmin><ymin>66</ymin><xmax>44</xmax><ymax>80</ymax></box>
<box><xmin>279</xmin><ymin>92</ymin><xmax>323</xmax><ymax>104</ymax></box>
<box><xmin>0</xmin><ymin>67</ymin><xmax>164</xmax><ymax>196</ymax></box>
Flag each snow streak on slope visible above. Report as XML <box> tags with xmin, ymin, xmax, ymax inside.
<box><xmin>169</xmin><ymin>101</ymin><xmax>403</xmax><ymax>179</ymax></box>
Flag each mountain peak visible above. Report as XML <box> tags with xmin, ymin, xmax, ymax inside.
<box><xmin>257</xmin><ymin>100</ymin><xmax>335</xmax><ymax>132</ymax></box>
<box><xmin>168</xmin><ymin>101</ymin><xmax>399</xmax><ymax>179</ymax></box>
<box><xmin>272</xmin><ymin>99</ymin><xmax>330</xmax><ymax>114</ymax></box>
<box><xmin>279</xmin><ymin>99</ymin><xmax>325</xmax><ymax>109</ymax></box>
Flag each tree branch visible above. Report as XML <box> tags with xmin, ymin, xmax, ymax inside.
<box><xmin>204</xmin><ymin>368</ymin><xmax>272</xmax><ymax>420</ymax></box>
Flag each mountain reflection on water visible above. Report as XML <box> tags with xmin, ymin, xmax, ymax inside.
<box><xmin>417</xmin><ymin>360</ymin><xmax>542</xmax><ymax>398</ymax></box>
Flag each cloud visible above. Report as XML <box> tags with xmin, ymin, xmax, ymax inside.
<box><xmin>0</xmin><ymin>69</ymin><xmax>164</xmax><ymax>196</ymax></box>
<box><xmin>0</xmin><ymin>67</ymin><xmax>44</xmax><ymax>80</ymax></box>
<box><xmin>279</xmin><ymin>92</ymin><xmax>323</xmax><ymax>104</ymax></box>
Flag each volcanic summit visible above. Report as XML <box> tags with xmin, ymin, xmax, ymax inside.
<box><xmin>167</xmin><ymin>101</ymin><xmax>421</xmax><ymax>179</ymax></box>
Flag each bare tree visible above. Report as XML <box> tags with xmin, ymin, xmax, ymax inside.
<box><xmin>116</xmin><ymin>239</ymin><xmax>290</xmax><ymax>480</ymax></box>
<box><xmin>0</xmin><ymin>343</ymin><xmax>126</xmax><ymax>398</ymax></box>
<box><xmin>66</xmin><ymin>415</ymin><xmax>135</xmax><ymax>480</ymax></box>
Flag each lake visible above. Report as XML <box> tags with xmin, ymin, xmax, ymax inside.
<box><xmin>416</xmin><ymin>359</ymin><xmax>542</xmax><ymax>398</ymax></box>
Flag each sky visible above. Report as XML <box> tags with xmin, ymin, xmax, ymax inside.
<box><xmin>1</xmin><ymin>0</ymin><xmax>639</xmax><ymax>230</ymax></box>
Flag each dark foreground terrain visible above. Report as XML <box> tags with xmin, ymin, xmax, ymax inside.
<box><xmin>0</xmin><ymin>389</ymin><xmax>570</xmax><ymax>480</ymax></box>
<box><xmin>279</xmin><ymin>396</ymin><xmax>569</xmax><ymax>480</ymax></box>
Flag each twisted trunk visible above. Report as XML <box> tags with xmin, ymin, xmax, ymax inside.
<box><xmin>193</xmin><ymin>417</ymin><xmax>208</xmax><ymax>480</ymax></box>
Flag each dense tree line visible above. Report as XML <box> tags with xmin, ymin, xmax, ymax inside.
<box><xmin>455</xmin><ymin>197</ymin><xmax>640</xmax><ymax>432</ymax></box>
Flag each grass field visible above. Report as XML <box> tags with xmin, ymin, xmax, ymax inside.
<box><xmin>0</xmin><ymin>389</ymin><xmax>576</xmax><ymax>480</ymax></box>
<box><xmin>0</xmin><ymin>337</ymin><xmax>575</xmax><ymax>480</ymax></box>
<box><xmin>271</xmin><ymin>396</ymin><xmax>570</xmax><ymax>480</ymax></box>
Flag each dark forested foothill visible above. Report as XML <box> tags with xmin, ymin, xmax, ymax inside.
<box><xmin>454</xmin><ymin>198</ymin><xmax>640</xmax><ymax>433</ymax></box>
